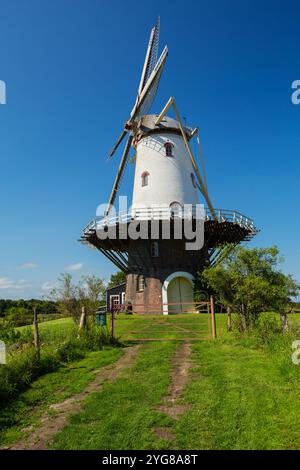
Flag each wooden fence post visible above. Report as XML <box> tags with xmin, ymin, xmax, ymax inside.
<box><xmin>280</xmin><ymin>310</ymin><xmax>289</xmax><ymax>332</ymax></box>
<box><xmin>207</xmin><ymin>301</ymin><xmax>211</xmax><ymax>338</ymax></box>
<box><xmin>227</xmin><ymin>306</ymin><xmax>232</xmax><ymax>332</ymax></box>
<box><xmin>110</xmin><ymin>310</ymin><xmax>115</xmax><ymax>337</ymax></box>
<box><xmin>78</xmin><ymin>306</ymin><xmax>86</xmax><ymax>336</ymax></box>
<box><xmin>33</xmin><ymin>306</ymin><xmax>40</xmax><ymax>360</ymax></box>
<box><xmin>210</xmin><ymin>296</ymin><xmax>217</xmax><ymax>339</ymax></box>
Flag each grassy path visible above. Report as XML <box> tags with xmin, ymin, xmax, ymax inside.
<box><xmin>0</xmin><ymin>347</ymin><xmax>123</xmax><ymax>448</ymax></box>
<box><xmin>51</xmin><ymin>341</ymin><xmax>178</xmax><ymax>450</ymax></box>
<box><xmin>10</xmin><ymin>345</ymin><xmax>141</xmax><ymax>450</ymax></box>
<box><xmin>50</xmin><ymin>338</ymin><xmax>300</xmax><ymax>450</ymax></box>
<box><xmin>3</xmin><ymin>314</ymin><xmax>300</xmax><ymax>449</ymax></box>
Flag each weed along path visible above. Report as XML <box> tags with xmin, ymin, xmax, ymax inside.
<box><xmin>8</xmin><ymin>345</ymin><xmax>141</xmax><ymax>450</ymax></box>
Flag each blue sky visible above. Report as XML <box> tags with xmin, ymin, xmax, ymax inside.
<box><xmin>0</xmin><ymin>0</ymin><xmax>299</xmax><ymax>299</ymax></box>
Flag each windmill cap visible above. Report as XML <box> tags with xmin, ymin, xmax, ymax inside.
<box><xmin>137</xmin><ymin>114</ymin><xmax>192</xmax><ymax>138</ymax></box>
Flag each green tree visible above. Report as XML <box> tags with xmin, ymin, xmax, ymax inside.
<box><xmin>4</xmin><ymin>306</ymin><xmax>31</xmax><ymax>327</ymax></box>
<box><xmin>77</xmin><ymin>275</ymin><xmax>106</xmax><ymax>316</ymax></box>
<box><xmin>0</xmin><ymin>299</ymin><xmax>57</xmax><ymax>319</ymax></box>
<box><xmin>199</xmin><ymin>246</ymin><xmax>299</xmax><ymax>332</ymax></box>
<box><xmin>50</xmin><ymin>273</ymin><xmax>79</xmax><ymax>321</ymax></box>
<box><xmin>108</xmin><ymin>271</ymin><xmax>126</xmax><ymax>289</ymax></box>
<box><xmin>51</xmin><ymin>273</ymin><xmax>106</xmax><ymax>323</ymax></box>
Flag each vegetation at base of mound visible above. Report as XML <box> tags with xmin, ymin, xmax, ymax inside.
<box><xmin>0</xmin><ymin>318</ymin><xmax>121</xmax><ymax>406</ymax></box>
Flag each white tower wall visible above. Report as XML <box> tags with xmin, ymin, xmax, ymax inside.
<box><xmin>132</xmin><ymin>131</ymin><xmax>199</xmax><ymax>209</ymax></box>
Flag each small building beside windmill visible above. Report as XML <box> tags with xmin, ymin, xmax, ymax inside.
<box><xmin>106</xmin><ymin>282</ymin><xmax>126</xmax><ymax>313</ymax></box>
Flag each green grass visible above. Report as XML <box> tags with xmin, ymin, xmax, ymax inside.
<box><xmin>20</xmin><ymin>311</ymin><xmax>297</xmax><ymax>343</ymax></box>
<box><xmin>0</xmin><ymin>347</ymin><xmax>122</xmax><ymax>447</ymax></box>
<box><xmin>113</xmin><ymin>313</ymin><xmax>219</xmax><ymax>341</ymax></box>
<box><xmin>175</xmin><ymin>338</ymin><xmax>300</xmax><ymax>450</ymax></box>
<box><xmin>48</xmin><ymin>314</ymin><xmax>300</xmax><ymax>450</ymax></box>
<box><xmin>3</xmin><ymin>312</ymin><xmax>300</xmax><ymax>449</ymax></box>
<box><xmin>0</xmin><ymin>316</ymin><xmax>120</xmax><ymax>413</ymax></box>
<box><xmin>18</xmin><ymin>317</ymin><xmax>76</xmax><ymax>346</ymax></box>
<box><xmin>50</xmin><ymin>333</ymin><xmax>300</xmax><ymax>450</ymax></box>
<box><xmin>51</xmin><ymin>342</ymin><xmax>177</xmax><ymax>450</ymax></box>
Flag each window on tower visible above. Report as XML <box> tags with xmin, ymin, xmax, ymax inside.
<box><xmin>151</xmin><ymin>241</ymin><xmax>160</xmax><ymax>257</ymax></box>
<box><xmin>141</xmin><ymin>171</ymin><xmax>149</xmax><ymax>187</ymax></box>
<box><xmin>137</xmin><ymin>274</ymin><xmax>145</xmax><ymax>292</ymax></box>
<box><xmin>164</xmin><ymin>142</ymin><xmax>174</xmax><ymax>157</ymax></box>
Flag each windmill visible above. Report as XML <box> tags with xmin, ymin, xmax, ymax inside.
<box><xmin>81</xmin><ymin>19</ymin><xmax>257</xmax><ymax>314</ymax></box>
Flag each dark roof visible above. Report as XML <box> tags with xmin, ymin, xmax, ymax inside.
<box><xmin>106</xmin><ymin>282</ymin><xmax>126</xmax><ymax>293</ymax></box>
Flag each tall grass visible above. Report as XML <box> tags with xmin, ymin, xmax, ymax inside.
<box><xmin>230</xmin><ymin>313</ymin><xmax>300</xmax><ymax>386</ymax></box>
<box><xmin>0</xmin><ymin>319</ymin><xmax>120</xmax><ymax>406</ymax></box>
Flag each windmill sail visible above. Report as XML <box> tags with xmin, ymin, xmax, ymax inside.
<box><xmin>106</xmin><ymin>135</ymin><xmax>133</xmax><ymax>211</ymax></box>
<box><xmin>109</xmin><ymin>129</ymin><xmax>127</xmax><ymax>158</ymax></box>
<box><xmin>130</xmin><ymin>45</ymin><xmax>168</xmax><ymax>119</ymax></box>
<box><xmin>109</xmin><ymin>19</ymin><xmax>166</xmax><ymax>158</ymax></box>
<box><xmin>138</xmin><ymin>17</ymin><xmax>160</xmax><ymax>97</ymax></box>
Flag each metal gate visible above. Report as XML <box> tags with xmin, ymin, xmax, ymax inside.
<box><xmin>109</xmin><ymin>297</ymin><xmax>217</xmax><ymax>342</ymax></box>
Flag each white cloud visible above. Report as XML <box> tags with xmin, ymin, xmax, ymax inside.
<box><xmin>19</xmin><ymin>262</ymin><xmax>39</xmax><ymax>269</ymax></box>
<box><xmin>41</xmin><ymin>281</ymin><xmax>55</xmax><ymax>291</ymax></box>
<box><xmin>0</xmin><ymin>278</ymin><xmax>32</xmax><ymax>290</ymax></box>
<box><xmin>65</xmin><ymin>262</ymin><xmax>83</xmax><ymax>271</ymax></box>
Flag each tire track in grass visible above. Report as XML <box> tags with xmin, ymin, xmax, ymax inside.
<box><xmin>9</xmin><ymin>345</ymin><xmax>141</xmax><ymax>450</ymax></box>
<box><xmin>174</xmin><ymin>340</ymin><xmax>300</xmax><ymax>450</ymax></box>
<box><xmin>154</xmin><ymin>342</ymin><xmax>192</xmax><ymax>441</ymax></box>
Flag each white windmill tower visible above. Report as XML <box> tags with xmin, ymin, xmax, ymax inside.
<box><xmin>81</xmin><ymin>19</ymin><xmax>256</xmax><ymax>314</ymax></box>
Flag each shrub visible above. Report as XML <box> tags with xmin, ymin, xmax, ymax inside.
<box><xmin>0</xmin><ymin>326</ymin><xmax>22</xmax><ymax>346</ymax></box>
<box><xmin>80</xmin><ymin>324</ymin><xmax>121</xmax><ymax>350</ymax></box>
<box><xmin>198</xmin><ymin>246</ymin><xmax>300</xmax><ymax>333</ymax></box>
<box><xmin>56</xmin><ymin>339</ymin><xmax>85</xmax><ymax>362</ymax></box>
<box><xmin>254</xmin><ymin>315</ymin><xmax>283</xmax><ymax>346</ymax></box>
<box><xmin>0</xmin><ymin>348</ymin><xmax>39</xmax><ymax>402</ymax></box>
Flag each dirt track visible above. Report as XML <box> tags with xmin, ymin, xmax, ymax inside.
<box><xmin>9</xmin><ymin>345</ymin><xmax>141</xmax><ymax>450</ymax></box>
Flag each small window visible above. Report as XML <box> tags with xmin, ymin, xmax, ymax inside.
<box><xmin>137</xmin><ymin>275</ymin><xmax>145</xmax><ymax>291</ymax></box>
<box><xmin>151</xmin><ymin>241</ymin><xmax>160</xmax><ymax>257</ymax></box>
<box><xmin>191</xmin><ymin>173</ymin><xmax>197</xmax><ymax>189</ymax></box>
<box><xmin>141</xmin><ymin>171</ymin><xmax>149</xmax><ymax>187</ymax></box>
<box><xmin>164</xmin><ymin>142</ymin><xmax>174</xmax><ymax>157</ymax></box>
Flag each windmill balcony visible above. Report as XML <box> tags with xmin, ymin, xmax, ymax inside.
<box><xmin>82</xmin><ymin>206</ymin><xmax>256</xmax><ymax>235</ymax></box>
<box><xmin>80</xmin><ymin>206</ymin><xmax>257</xmax><ymax>272</ymax></box>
